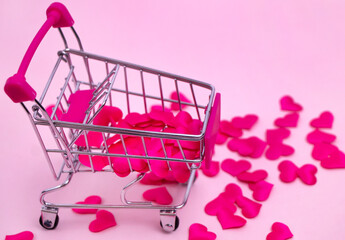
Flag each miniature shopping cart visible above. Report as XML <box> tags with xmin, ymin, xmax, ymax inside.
<box><xmin>4</xmin><ymin>2</ymin><xmax>220</xmax><ymax>232</ymax></box>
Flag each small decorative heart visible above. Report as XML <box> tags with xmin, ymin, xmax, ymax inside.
<box><xmin>227</xmin><ymin>137</ymin><xmax>266</xmax><ymax>158</ymax></box>
<box><xmin>220</xmin><ymin>120</ymin><xmax>243</xmax><ymax>138</ymax></box>
<box><xmin>248</xmin><ymin>180</ymin><xmax>274</xmax><ymax>201</ymax></box>
<box><xmin>265</xmin><ymin>144</ymin><xmax>295</xmax><ymax>160</ymax></box>
<box><xmin>216</xmin><ymin>207</ymin><xmax>247</xmax><ymax>229</ymax></box>
<box><xmin>89</xmin><ymin>210</ymin><xmax>117</xmax><ymax>233</ymax></box>
<box><xmin>93</xmin><ymin>105</ymin><xmax>123</xmax><ymax>126</ymax></box>
<box><xmin>204</xmin><ymin>193</ymin><xmax>236</xmax><ymax>216</ymax></box>
<box><xmin>143</xmin><ymin>187</ymin><xmax>173</xmax><ymax>205</ymax></box>
<box><xmin>280</xmin><ymin>95</ymin><xmax>303</xmax><ymax>112</ymax></box>
<box><xmin>312</xmin><ymin>143</ymin><xmax>338</xmax><ymax>161</ymax></box>
<box><xmin>170</xmin><ymin>91</ymin><xmax>191</xmax><ymax>111</ymax></box>
<box><xmin>274</xmin><ymin>112</ymin><xmax>299</xmax><ymax>128</ymax></box>
<box><xmin>307</xmin><ymin>129</ymin><xmax>336</xmax><ymax>144</ymax></box>
<box><xmin>78</xmin><ymin>155</ymin><xmax>109</xmax><ymax>171</ymax></box>
<box><xmin>5</xmin><ymin>231</ymin><xmax>34</xmax><ymax>240</ymax></box>
<box><xmin>278</xmin><ymin>160</ymin><xmax>318</xmax><ymax>185</ymax></box>
<box><xmin>235</xmin><ymin>196</ymin><xmax>262</xmax><ymax>218</ymax></box>
<box><xmin>72</xmin><ymin>195</ymin><xmax>102</xmax><ymax>214</ymax></box>
<box><xmin>216</xmin><ymin>132</ymin><xmax>228</xmax><ymax>145</ymax></box>
<box><xmin>266</xmin><ymin>128</ymin><xmax>291</xmax><ymax>145</ymax></box>
<box><xmin>321</xmin><ymin>150</ymin><xmax>345</xmax><ymax>169</ymax></box>
<box><xmin>310</xmin><ymin>111</ymin><xmax>334</xmax><ymax>128</ymax></box>
<box><xmin>237</xmin><ymin>170</ymin><xmax>268</xmax><ymax>183</ymax></box>
<box><xmin>266</xmin><ymin>222</ymin><xmax>293</xmax><ymax>240</ymax></box>
<box><xmin>189</xmin><ymin>223</ymin><xmax>217</xmax><ymax>240</ymax></box>
<box><xmin>221</xmin><ymin>159</ymin><xmax>252</xmax><ymax>177</ymax></box>
<box><xmin>278</xmin><ymin>160</ymin><xmax>298</xmax><ymax>183</ymax></box>
<box><xmin>201</xmin><ymin>160</ymin><xmax>220</xmax><ymax>177</ymax></box>
<box><xmin>224</xmin><ymin>183</ymin><xmax>244</xmax><ymax>201</ymax></box>
<box><xmin>297</xmin><ymin>164</ymin><xmax>318</xmax><ymax>185</ymax></box>
<box><xmin>231</xmin><ymin>114</ymin><xmax>258</xmax><ymax>130</ymax></box>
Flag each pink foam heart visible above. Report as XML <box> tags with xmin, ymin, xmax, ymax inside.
<box><xmin>125</xmin><ymin>112</ymin><xmax>151</xmax><ymax>126</ymax></box>
<box><xmin>266</xmin><ymin>128</ymin><xmax>291</xmax><ymax>145</ymax></box>
<box><xmin>227</xmin><ymin>137</ymin><xmax>266</xmax><ymax>158</ymax></box>
<box><xmin>216</xmin><ymin>207</ymin><xmax>247</xmax><ymax>229</ymax></box>
<box><xmin>170</xmin><ymin>161</ymin><xmax>191</xmax><ymax>183</ymax></box>
<box><xmin>224</xmin><ymin>183</ymin><xmax>244</xmax><ymax>201</ymax></box>
<box><xmin>237</xmin><ymin>170</ymin><xmax>268</xmax><ymax>183</ymax></box>
<box><xmin>5</xmin><ymin>231</ymin><xmax>34</xmax><ymax>240</ymax></box>
<box><xmin>143</xmin><ymin>187</ymin><xmax>173</xmax><ymax>205</ymax></box>
<box><xmin>204</xmin><ymin>193</ymin><xmax>237</xmax><ymax>216</ymax></box>
<box><xmin>79</xmin><ymin>155</ymin><xmax>109</xmax><ymax>171</ymax></box>
<box><xmin>312</xmin><ymin>143</ymin><xmax>338</xmax><ymax>161</ymax></box>
<box><xmin>75</xmin><ymin>131</ymin><xmax>104</xmax><ymax>148</ymax></box>
<box><xmin>221</xmin><ymin>159</ymin><xmax>252</xmax><ymax>177</ymax></box>
<box><xmin>310</xmin><ymin>111</ymin><xmax>334</xmax><ymax>128</ymax></box>
<box><xmin>321</xmin><ymin>150</ymin><xmax>345</xmax><ymax>169</ymax></box>
<box><xmin>265</xmin><ymin>144</ymin><xmax>295</xmax><ymax>160</ymax></box>
<box><xmin>231</xmin><ymin>114</ymin><xmax>258</xmax><ymax>130</ymax></box>
<box><xmin>306</xmin><ymin>129</ymin><xmax>336</xmax><ymax>144</ymax></box>
<box><xmin>175</xmin><ymin>111</ymin><xmax>193</xmax><ymax>128</ymax></box>
<box><xmin>280</xmin><ymin>95</ymin><xmax>303</xmax><ymax>112</ymax></box>
<box><xmin>89</xmin><ymin>210</ymin><xmax>117</xmax><ymax>232</ymax></box>
<box><xmin>150</xmin><ymin>105</ymin><xmax>171</xmax><ymax>112</ymax></box>
<box><xmin>201</xmin><ymin>160</ymin><xmax>220</xmax><ymax>177</ymax></box>
<box><xmin>266</xmin><ymin>222</ymin><xmax>293</xmax><ymax>240</ymax></box>
<box><xmin>72</xmin><ymin>195</ymin><xmax>102</xmax><ymax>214</ymax></box>
<box><xmin>219</xmin><ymin>120</ymin><xmax>243</xmax><ymax>138</ymax></box>
<box><xmin>93</xmin><ymin>105</ymin><xmax>123</xmax><ymax>126</ymax></box>
<box><xmin>235</xmin><ymin>196</ymin><xmax>262</xmax><ymax>218</ymax></box>
<box><xmin>149</xmin><ymin>109</ymin><xmax>175</xmax><ymax>127</ymax></box>
<box><xmin>248</xmin><ymin>180</ymin><xmax>274</xmax><ymax>201</ymax></box>
<box><xmin>189</xmin><ymin>223</ymin><xmax>217</xmax><ymax>240</ymax></box>
<box><xmin>274</xmin><ymin>112</ymin><xmax>299</xmax><ymax>128</ymax></box>
<box><xmin>278</xmin><ymin>160</ymin><xmax>298</xmax><ymax>183</ymax></box>
<box><xmin>216</xmin><ymin>132</ymin><xmax>228</xmax><ymax>145</ymax></box>
<box><xmin>170</xmin><ymin>91</ymin><xmax>191</xmax><ymax>111</ymax></box>
<box><xmin>297</xmin><ymin>164</ymin><xmax>317</xmax><ymax>185</ymax></box>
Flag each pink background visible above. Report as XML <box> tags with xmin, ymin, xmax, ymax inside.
<box><xmin>2</xmin><ymin>0</ymin><xmax>345</xmax><ymax>239</ymax></box>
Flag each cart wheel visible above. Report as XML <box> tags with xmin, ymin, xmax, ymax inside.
<box><xmin>39</xmin><ymin>210</ymin><xmax>59</xmax><ymax>230</ymax></box>
<box><xmin>159</xmin><ymin>210</ymin><xmax>179</xmax><ymax>232</ymax></box>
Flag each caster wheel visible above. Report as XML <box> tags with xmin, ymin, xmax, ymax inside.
<box><xmin>160</xmin><ymin>215</ymin><xmax>179</xmax><ymax>232</ymax></box>
<box><xmin>39</xmin><ymin>214</ymin><xmax>59</xmax><ymax>230</ymax></box>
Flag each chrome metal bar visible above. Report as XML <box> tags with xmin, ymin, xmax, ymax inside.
<box><xmin>140</xmin><ymin>70</ymin><xmax>148</xmax><ymax>114</ymax></box>
<box><xmin>190</xmin><ymin>83</ymin><xmax>201</xmax><ymax>120</ymax></box>
<box><xmin>121</xmin><ymin>173</ymin><xmax>152</xmax><ymax>206</ymax></box>
<box><xmin>123</xmin><ymin>66</ymin><xmax>130</xmax><ymax>114</ymax></box>
<box><xmin>158</xmin><ymin>74</ymin><xmax>165</xmax><ymax>111</ymax></box>
<box><xmin>174</xmin><ymin>78</ymin><xmax>182</xmax><ymax>111</ymax></box>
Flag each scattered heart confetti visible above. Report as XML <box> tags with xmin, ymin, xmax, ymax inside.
<box><xmin>143</xmin><ymin>187</ymin><xmax>173</xmax><ymax>205</ymax></box>
<box><xmin>79</xmin><ymin>155</ymin><xmax>109</xmax><ymax>171</ymax></box>
<box><xmin>201</xmin><ymin>160</ymin><xmax>220</xmax><ymax>177</ymax></box>
<box><xmin>72</xmin><ymin>195</ymin><xmax>102</xmax><ymax>214</ymax></box>
<box><xmin>221</xmin><ymin>159</ymin><xmax>252</xmax><ymax>177</ymax></box>
<box><xmin>93</xmin><ymin>105</ymin><xmax>123</xmax><ymax>126</ymax></box>
<box><xmin>220</xmin><ymin>120</ymin><xmax>243</xmax><ymax>138</ymax></box>
<box><xmin>216</xmin><ymin>207</ymin><xmax>247</xmax><ymax>229</ymax></box>
<box><xmin>320</xmin><ymin>150</ymin><xmax>345</xmax><ymax>169</ymax></box>
<box><xmin>248</xmin><ymin>180</ymin><xmax>274</xmax><ymax>202</ymax></box>
<box><xmin>189</xmin><ymin>223</ymin><xmax>217</xmax><ymax>240</ymax></box>
<box><xmin>231</xmin><ymin>114</ymin><xmax>258</xmax><ymax>130</ymax></box>
<box><xmin>89</xmin><ymin>210</ymin><xmax>117</xmax><ymax>233</ymax></box>
<box><xmin>278</xmin><ymin>160</ymin><xmax>317</xmax><ymax>185</ymax></box>
<box><xmin>237</xmin><ymin>170</ymin><xmax>268</xmax><ymax>183</ymax></box>
<box><xmin>5</xmin><ymin>231</ymin><xmax>34</xmax><ymax>240</ymax></box>
<box><xmin>205</xmin><ymin>193</ymin><xmax>237</xmax><ymax>216</ymax></box>
<box><xmin>274</xmin><ymin>112</ymin><xmax>299</xmax><ymax>128</ymax></box>
<box><xmin>310</xmin><ymin>111</ymin><xmax>334</xmax><ymax>129</ymax></box>
<box><xmin>266</xmin><ymin>222</ymin><xmax>293</xmax><ymax>240</ymax></box>
<box><xmin>306</xmin><ymin>129</ymin><xmax>336</xmax><ymax>144</ymax></box>
<box><xmin>266</xmin><ymin>128</ymin><xmax>291</xmax><ymax>145</ymax></box>
<box><xmin>265</xmin><ymin>143</ymin><xmax>295</xmax><ymax>160</ymax></box>
<box><xmin>235</xmin><ymin>196</ymin><xmax>262</xmax><ymax>218</ymax></box>
<box><xmin>224</xmin><ymin>183</ymin><xmax>244</xmax><ymax>201</ymax></box>
<box><xmin>311</xmin><ymin>143</ymin><xmax>338</xmax><ymax>161</ymax></box>
<box><xmin>170</xmin><ymin>91</ymin><xmax>192</xmax><ymax>111</ymax></box>
<box><xmin>280</xmin><ymin>95</ymin><xmax>303</xmax><ymax>112</ymax></box>
<box><xmin>227</xmin><ymin>137</ymin><xmax>266</xmax><ymax>158</ymax></box>
<box><xmin>216</xmin><ymin>132</ymin><xmax>228</xmax><ymax>145</ymax></box>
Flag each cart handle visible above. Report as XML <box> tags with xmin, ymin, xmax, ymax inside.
<box><xmin>4</xmin><ymin>2</ymin><xmax>74</xmax><ymax>103</ymax></box>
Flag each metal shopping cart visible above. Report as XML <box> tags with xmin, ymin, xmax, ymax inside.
<box><xmin>4</xmin><ymin>2</ymin><xmax>220</xmax><ymax>232</ymax></box>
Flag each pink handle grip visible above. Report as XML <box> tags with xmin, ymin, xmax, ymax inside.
<box><xmin>4</xmin><ymin>2</ymin><xmax>74</xmax><ymax>103</ymax></box>
<box><xmin>204</xmin><ymin>93</ymin><xmax>221</xmax><ymax>169</ymax></box>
